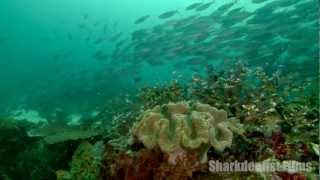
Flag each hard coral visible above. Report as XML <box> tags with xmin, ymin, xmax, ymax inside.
<box><xmin>133</xmin><ymin>101</ymin><xmax>234</xmax><ymax>163</ymax></box>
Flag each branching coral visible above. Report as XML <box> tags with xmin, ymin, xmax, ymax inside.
<box><xmin>133</xmin><ymin>101</ymin><xmax>236</xmax><ymax>163</ymax></box>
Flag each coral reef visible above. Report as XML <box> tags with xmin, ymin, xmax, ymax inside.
<box><xmin>138</xmin><ymin>81</ymin><xmax>187</xmax><ymax>109</ymax></box>
<box><xmin>0</xmin><ymin>118</ymin><xmax>36</xmax><ymax>178</ymax></box>
<box><xmin>0</xmin><ymin>63</ymin><xmax>318</xmax><ymax>180</ymax></box>
<box><xmin>57</xmin><ymin>141</ymin><xmax>105</xmax><ymax>180</ymax></box>
<box><xmin>0</xmin><ymin>117</ymin><xmax>77</xmax><ymax>180</ymax></box>
<box><xmin>104</xmin><ymin>148</ymin><xmax>206</xmax><ymax>180</ymax></box>
<box><xmin>133</xmin><ymin>101</ymin><xmax>236</xmax><ymax>163</ymax></box>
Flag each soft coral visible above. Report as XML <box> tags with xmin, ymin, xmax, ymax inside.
<box><xmin>155</xmin><ymin>151</ymin><xmax>206</xmax><ymax>180</ymax></box>
<box><xmin>278</xmin><ymin>172</ymin><xmax>307</xmax><ymax>180</ymax></box>
<box><xmin>267</xmin><ymin>132</ymin><xmax>289</xmax><ymax>160</ymax></box>
<box><xmin>105</xmin><ymin>148</ymin><xmax>206</xmax><ymax>180</ymax></box>
<box><xmin>106</xmin><ymin>148</ymin><xmax>163</xmax><ymax>180</ymax></box>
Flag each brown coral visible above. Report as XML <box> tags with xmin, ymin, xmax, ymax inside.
<box><xmin>105</xmin><ymin>148</ymin><xmax>205</xmax><ymax>180</ymax></box>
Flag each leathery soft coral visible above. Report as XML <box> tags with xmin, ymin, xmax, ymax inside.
<box><xmin>132</xmin><ymin>101</ymin><xmax>234</xmax><ymax>163</ymax></box>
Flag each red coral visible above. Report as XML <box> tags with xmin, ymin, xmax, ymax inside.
<box><xmin>301</xmin><ymin>144</ymin><xmax>310</xmax><ymax>156</ymax></box>
<box><xmin>278</xmin><ymin>172</ymin><xmax>307</xmax><ymax>180</ymax></box>
<box><xmin>127</xmin><ymin>149</ymin><xmax>163</xmax><ymax>180</ymax></box>
<box><xmin>267</xmin><ymin>132</ymin><xmax>289</xmax><ymax>160</ymax></box>
<box><xmin>269</xmin><ymin>132</ymin><xmax>285</xmax><ymax>147</ymax></box>
<box><xmin>155</xmin><ymin>151</ymin><xmax>206</xmax><ymax>180</ymax></box>
<box><xmin>104</xmin><ymin>148</ymin><xmax>163</xmax><ymax>180</ymax></box>
<box><xmin>104</xmin><ymin>148</ymin><xmax>206</xmax><ymax>180</ymax></box>
<box><xmin>267</xmin><ymin>133</ymin><xmax>311</xmax><ymax>160</ymax></box>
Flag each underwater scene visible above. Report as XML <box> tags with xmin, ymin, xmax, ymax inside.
<box><xmin>0</xmin><ymin>0</ymin><xmax>319</xmax><ymax>179</ymax></box>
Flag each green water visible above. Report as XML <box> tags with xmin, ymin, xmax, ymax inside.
<box><xmin>0</xmin><ymin>0</ymin><xmax>318</xmax><ymax>117</ymax></box>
